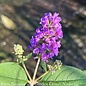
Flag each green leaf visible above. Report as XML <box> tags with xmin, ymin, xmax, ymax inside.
<box><xmin>83</xmin><ymin>70</ymin><xmax>86</xmax><ymax>74</ymax></box>
<box><xmin>40</xmin><ymin>60</ymin><xmax>47</xmax><ymax>72</ymax></box>
<box><xmin>39</xmin><ymin>66</ymin><xmax>86</xmax><ymax>86</ymax></box>
<box><xmin>0</xmin><ymin>62</ymin><xmax>28</xmax><ymax>86</ymax></box>
<box><xmin>25</xmin><ymin>53</ymin><xmax>32</xmax><ymax>59</ymax></box>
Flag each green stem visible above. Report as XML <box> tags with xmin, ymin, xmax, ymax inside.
<box><xmin>20</xmin><ymin>58</ymin><xmax>32</xmax><ymax>81</ymax></box>
<box><xmin>36</xmin><ymin>71</ymin><xmax>48</xmax><ymax>81</ymax></box>
<box><xmin>33</xmin><ymin>58</ymin><xmax>40</xmax><ymax>80</ymax></box>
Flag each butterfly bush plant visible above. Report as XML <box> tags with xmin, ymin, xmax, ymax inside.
<box><xmin>0</xmin><ymin>12</ymin><xmax>86</xmax><ymax>86</ymax></box>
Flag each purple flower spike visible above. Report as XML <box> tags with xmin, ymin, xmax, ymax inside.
<box><xmin>29</xmin><ymin>12</ymin><xmax>63</xmax><ymax>62</ymax></box>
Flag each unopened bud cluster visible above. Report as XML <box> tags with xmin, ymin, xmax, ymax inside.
<box><xmin>13</xmin><ymin>44</ymin><xmax>24</xmax><ymax>58</ymax></box>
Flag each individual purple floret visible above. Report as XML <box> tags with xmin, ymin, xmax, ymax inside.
<box><xmin>28</xmin><ymin>12</ymin><xmax>63</xmax><ymax>62</ymax></box>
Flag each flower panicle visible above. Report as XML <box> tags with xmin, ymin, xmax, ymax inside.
<box><xmin>13</xmin><ymin>44</ymin><xmax>24</xmax><ymax>58</ymax></box>
<box><xmin>29</xmin><ymin>12</ymin><xmax>63</xmax><ymax>62</ymax></box>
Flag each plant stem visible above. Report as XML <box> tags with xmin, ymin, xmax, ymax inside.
<box><xmin>23</xmin><ymin>63</ymin><xmax>32</xmax><ymax>81</ymax></box>
<box><xmin>36</xmin><ymin>71</ymin><xmax>48</xmax><ymax>81</ymax></box>
<box><xmin>21</xmin><ymin>58</ymin><xmax>32</xmax><ymax>80</ymax></box>
<box><xmin>33</xmin><ymin>58</ymin><xmax>40</xmax><ymax>80</ymax></box>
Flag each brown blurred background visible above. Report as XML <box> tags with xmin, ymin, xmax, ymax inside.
<box><xmin>0</xmin><ymin>0</ymin><xmax>86</xmax><ymax>77</ymax></box>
